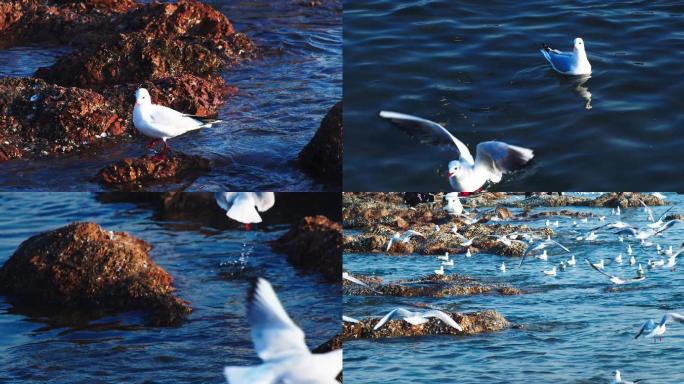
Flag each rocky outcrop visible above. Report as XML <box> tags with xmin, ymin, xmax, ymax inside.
<box><xmin>0</xmin><ymin>222</ymin><xmax>191</xmax><ymax>326</ymax></box>
<box><xmin>343</xmin><ymin>273</ymin><xmax>523</xmax><ymax>297</ymax></box>
<box><xmin>342</xmin><ymin>310</ymin><xmax>509</xmax><ymax>339</ymax></box>
<box><xmin>97</xmin><ymin>153</ymin><xmax>211</xmax><ymax>187</ymax></box>
<box><xmin>271</xmin><ymin>215</ymin><xmax>342</xmax><ymax>281</ymax></box>
<box><xmin>298</xmin><ymin>101</ymin><xmax>342</xmax><ymax>188</ymax></box>
<box><xmin>0</xmin><ymin>77</ymin><xmax>124</xmax><ymax>160</ymax></box>
<box><xmin>505</xmin><ymin>192</ymin><xmax>666</xmax><ymax>208</ymax></box>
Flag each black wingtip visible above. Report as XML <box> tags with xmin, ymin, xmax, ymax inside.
<box><xmin>542</xmin><ymin>44</ymin><xmax>550</xmax><ymax>51</ymax></box>
<box><xmin>246</xmin><ymin>277</ymin><xmax>261</xmax><ymax>308</ymax></box>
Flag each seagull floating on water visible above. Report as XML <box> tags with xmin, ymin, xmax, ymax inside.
<box><xmin>635</xmin><ymin>312</ymin><xmax>684</xmax><ymax>342</ymax></box>
<box><xmin>223</xmin><ymin>278</ymin><xmax>342</xmax><ymax>384</ymax></box>
<box><xmin>379</xmin><ymin>111</ymin><xmax>534</xmax><ymax>192</ymax></box>
<box><xmin>540</xmin><ymin>37</ymin><xmax>592</xmax><ymax>75</ymax></box>
<box><xmin>612</xmin><ymin>370</ymin><xmax>642</xmax><ymax>384</ymax></box>
<box><xmin>542</xmin><ymin>266</ymin><xmax>557</xmax><ymax>276</ymax></box>
<box><xmin>373</xmin><ymin>307</ymin><xmax>463</xmax><ymax>331</ymax></box>
<box><xmin>434</xmin><ymin>265</ymin><xmax>445</xmax><ymax>276</ymax></box>
<box><xmin>500</xmin><ymin>262</ymin><xmax>506</xmax><ymax>273</ymax></box>
<box><xmin>215</xmin><ymin>192</ymin><xmax>275</xmax><ymax>230</ymax></box>
<box><xmin>133</xmin><ymin>88</ymin><xmax>221</xmax><ymax>160</ymax></box>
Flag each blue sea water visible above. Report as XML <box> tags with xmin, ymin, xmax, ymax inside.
<box><xmin>344</xmin><ymin>193</ymin><xmax>684</xmax><ymax>383</ymax></box>
<box><xmin>0</xmin><ymin>0</ymin><xmax>341</xmax><ymax>191</ymax></box>
<box><xmin>343</xmin><ymin>0</ymin><xmax>684</xmax><ymax>191</ymax></box>
<box><xmin>0</xmin><ymin>193</ymin><xmax>340</xmax><ymax>383</ymax></box>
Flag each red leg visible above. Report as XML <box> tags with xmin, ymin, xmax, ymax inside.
<box><xmin>146</xmin><ymin>138</ymin><xmax>160</xmax><ymax>149</ymax></box>
<box><xmin>150</xmin><ymin>141</ymin><xmax>170</xmax><ymax>162</ymax></box>
<box><xmin>245</xmin><ymin>223</ymin><xmax>251</xmax><ymax>231</ymax></box>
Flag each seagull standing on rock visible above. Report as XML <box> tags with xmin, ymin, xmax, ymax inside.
<box><xmin>540</xmin><ymin>37</ymin><xmax>592</xmax><ymax>76</ymax></box>
<box><xmin>133</xmin><ymin>88</ymin><xmax>221</xmax><ymax>160</ymax></box>
<box><xmin>379</xmin><ymin>111</ymin><xmax>534</xmax><ymax>192</ymax></box>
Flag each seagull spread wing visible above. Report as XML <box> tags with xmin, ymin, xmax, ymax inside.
<box><xmin>663</xmin><ymin>312</ymin><xmax>684</xmax><ymax>325</ymax></box>
<box><xmin>373</xmin><ymin>308</ymin><xmax>413</xmax><ymax>330</ymax></box>
<box><xmin>474</xmin><ymin>141</ymin><xmax>534</xmax><ymax>183</ymax></box>
<box><xmin>379</xmin><ymin>111</ymin><xmax>475</xmax><ymax>164</ymax></box>
<box><xmin>405</xmin><ymin>230</ymin><xmax>426</xmax><ymax>238</ymax></box>
<box><xmin>343</xmin><ymin>273</ymin><xmax>370</xmax><ymax>288</ymax></box>
<box><xmin>548</xmin><ymin>238</ymin><xmax>571</xmax><ymax>253</ymax></box>
<box><xmin>423</xmin><ymin>310</ymin><xmax>463</xmax><ymax>331</ymax></box>
<box><xmin>343</xmin><ymin>315</ymin><xmax>360</xmax><ymax>323</ymax></box>
<box><xmin>227</xmin><ymin>193</ymin><xmax>263</xmax><ymax>224</ymax></box>
<box><xmin>252</xmin><ymin>192</ymin><xmax>276</xmax><ymax>212</ymax></box>
<box><xmin>247</xmin><ymin>278</ymin><xmax>308</xmax><ymax>361</ymax></box>
<box><xmin>635</xmin><ymin>319</ymin><xmax>656</xmax><ymax>339</ymax></box>
<box><xmin>639</xmin><ymin>200</ymin><xmax>655</xmax><ymax>222</ymax></box>
<box><xmin>585</xmin><ymin>259</ymin><xmax>622</xmax><ymax>284</ymax></box>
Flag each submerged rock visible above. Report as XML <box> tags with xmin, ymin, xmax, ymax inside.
<box><xmin>97</xmin><ymin>152</ymin><xmax>210</xmax><ymax>187</ymax></box>
<box><xmin>298</xmin><ymin>101</ymin><xmax>342</xmax><ymax>188</ymax></box>
<box><xmin>342</xmin><ymin>310</ymin><xmax>509</xmax><ymax>339</ymax></box>
<box><xmin>271</xmin><ymin>215</ymin><xmax>342</xmax><ymax>282</ymax></box>
<box><xmin>0</xmin><ymin>222</ymin><xmax>191</xmax><ymax>326</ymax></box>
<box><xmin>344</xmin><ymin>273</ymin><xmax>523</xmax><ymax>297</ymax></box>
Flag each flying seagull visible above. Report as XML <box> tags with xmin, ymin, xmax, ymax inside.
<box><xmin>379</xmin><ymin>111</ymin><xmax>534</xmax><ymax>192</ymax></box>
<box><xmin>585</xmin><ymin>259</ymin><xmax>644</xmax><ymax>285</ymax></box>
<box><xmin>373</xmin><ymin>307</ymin><xmax>463</xmax><ymax>331</ymax></box>
<box><xmin>215</xmin><ymin>192</ymin><xmax>275</xmax><ymax>230</ymax></box>
<box><xmin>540</xmin><ymin>37</ymin><xmax>592</xmax><ymax>75</ymax></box>
<box><xmin>223</xmin><ymin>278</ymin><xmax>342</xmax><ymax>383</ymax></box>
<box><xmin>133</xmin><ymin>88</ymin><xmax>221</xmax><ymax>160</ymax></box>
<box><xmin>519</xmin><ymin>237</ymin><xmax>571</xmax><ymax>267</ymax></box>
<box><xmin>386</xmin><ymin>230</ymin><xmax>426</xmax><ymax>252</ymax></box>
<box><xmin>635</xmin><ymin>312</ymin><xmax>684</xmax><ymax>342</ymax></box>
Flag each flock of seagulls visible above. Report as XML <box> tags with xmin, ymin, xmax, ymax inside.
<box><xmin>345</xmin><ymin>193</ymin><xmax>684</xmax><ymax>383</ymax></box>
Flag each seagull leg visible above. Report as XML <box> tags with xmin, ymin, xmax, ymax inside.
<box><xmin>245</xmin><ymin>223</ymin><xmax>251</xmax><ymax>231</ymax></box>
<box><xmin>150</xmin><ymin>141</ymin><xmax>169</xmax><ymax>162</ymax></box>
<box><xmin>146</xmin><ymin>139</ymin><xmax>160</xmax><ymax>149</ymax></box>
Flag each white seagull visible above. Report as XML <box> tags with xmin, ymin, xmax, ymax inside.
<box><xmin>542</xmin><ymin>266</ymin><xmax>557</xmax><ymax>276</ymax></box>
<box><xmin>443</xmin><ymin>192</ymin><xmax>463</xmax><ymax>215</ymax></box>
<box><xmin>567</xmin><ymin>255</ymin><xmax>576</xmax><ymax>266</ymax></box>
<box><xmin>373</xmin><ymin>308</ymin><xmax>463</xmax><ymax>331</ymax></box>
<box><xmin>586</xmin><ymin>259</ymin><xmax>644</xmax><ymax>285</ymax></box>
<box><xmin>635</xmin><ymin>312</ymin><xmax>684</xmax><ymax>342</ymax></box>
<box><xmin>540</xmin><ymin>37</ymin><xmax>592</xmax><ymax>75</ymax></box>
<box><xmin>379</xmin><ymin>111</ymin><xmax>534</xmax><ymax>192</ymax></box>
<box><xmin>133</xmin><ymin>88</ymin><xmax>221</xmax><ymax>160</ymax></box>
<box><xmin>500</xmin><ymin>262</ymin><xmax>506</xmax><ymax>273</ymax></box>
<box><xmin>343</xmin><ymin>315</ymin><xmax>360</xmax><ymax>324</ymax></box>
<box><xmin>215</xmin><ymin>192</ymin><xmax>275</xmax><ymax>230</ymax></box>
<box><xmin>612</xmin><ymin>370</ymin><xmax>642</xmax><ymax>384</ymax></box>
<box><xmin>343</xmin><ymin>272</ymin><xmax>370</xmax><ymax>288</ymax></box>
<box><xmin>434</xmin><ymin>265</ymin><xmax>445</xmax><ymax>276</ymax></box>
<box><xmin>519</xmin><ymin>236</ymin><xmax>571</xmax><ymax>266</ymax></box>
<box><xmin>224</xmin><ymin>278</ymin><xmax>342</xmax><ymax>384</ymax></box>
<box><xmin>386</xmin><ymin>230</ymin><xmax>426</xmax><ymax>252</ymax></box>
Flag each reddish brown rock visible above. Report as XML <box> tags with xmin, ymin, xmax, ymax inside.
<box><xmin>342</xmin><ymin>310</ymin><xmax>509</xmax><ymax>339</ymax></box>
<box><xmin>0</xmin><ymin>77</ymin><xmax>124</xmax><ymax>161</ymax></box>
<box><xmin>97</xmin><ymin>153</ymin><xmax>211</xmax><ymax>186</ymax></box>
<box><xmin>271</xmin><ymin>215</ymin><xmax>342</xmax><ymax>282</ymax></box>
<box><xmin>344</xmin><ymin>273</ymin><xmax>523</xmax><ymax>297</ymax></box>
<box><xmin>298</xmin><ymin>101</ymin><xmax>342</xmax><ymax>188</ymax></box>
<box><xmin>0</xmin><ymin>222</ymin><xmax>191</xmax><ymax>326</ymax></box>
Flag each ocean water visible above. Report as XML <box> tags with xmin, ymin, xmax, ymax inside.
<box><xmin>0</xmin><ymin>0</ymin><xmax>341</xmax><ymax>191</ymax></box>
<box><xmin>343</xmin><ymin>193</ymin><xmax>684</xmax><ymax>383</ymax></box>
<box><xmin>343</xmin><ymin>0</ymin><xmax>684</xmax><ymax>191</ymax></box>
<box><xmin>0</xmin><ymin>193</ymin><xmax>340</xmax><ymax>383</ymax></box>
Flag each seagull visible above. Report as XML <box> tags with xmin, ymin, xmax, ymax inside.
<box><xmin>442</xmin><ymin>259</ymin><xmax>454</xmax><ymax>266</ymax></box>
<box><xmin>652</xmin><ymin>192</ymin><xmax>666</xmax><ymax>200</ymax></box>
<box><xmin>453</xmin><ymin>233</ymin><xmax>474</xmax><ymax>247</ymax></box>
<box><xmin>437</xmin><ymin>252</ymin><xmax>450</xmax><ymax>261</ymax></box>
<box><xmin>379</xmin><ymin>111</ymin><xmax>534</xmax><ymax>192</ymax></box>
<box><xmin>559</xmin><ymin>261</ymin><xmax>566</xmax><ymax>271</ymax></box>
<box><xmin>616</xmin><ymin>206</ymin><xmax>621</xmax><ymax>216</ymax></box>
<box><xmin>443</xmin><ymin>192</ymin><xmax>463</xmax><ymax>215</ymax></box>
<box><xmin>567</xmin><ymin>255</ymin><xmax>576</xmax><ymax>266</ymax></box>
<box><xmin>223</xmin><ymin>278</ymin><xmax>342</xmax><ymax>384</ymax></box>
<box><xmin>637</xmin><ymin>264</ymin><xmax>644</xmax><ymax>278</ymax></box>
<box><xmin>343</xmin><ymin>272</ymin><xmax>370</xmax><ymax>288</ymax></box>
<box><xmin>133</xmin><ymin>88</ymin><xmax>221</xmax><ymax>160</ymax></box>
<box><xmin>646</xmin><ymin>206</ymin><xmax>674</xmax><ymax>229</ymax></box>
<box><xmin>586</xmin><ymin>259</ymin><xmax>644</xmax><ymax>285</ymax></box>
<box><xmin>612</xmin><ymin>370</ymin><xmax>642</xmax><ymax>384</ymax></box>
<box><xmin>629</xmin><ymin>254</ymin><xmax>636</xmax><ymax>266</ymax></box>
<box><xmin>542</xmin><ymin>266</ymin><xmax>557</xmax><ymax>276</ymax></box>
<box><xmin>615</xmin><ymin>253</ymin><xmax>623</xmax><ymax>264</ymax></box>
<box><xmin>589</xmin><ymin>258</ymin><xmax>605</xmax><ymax>270</ymax></box>
<box><xmin>434</xmin><ymin>224</ymin><xmax>440</xmax><ymax>234</ymax></box>
<box><xmin>640</xmin><ymin>200</ymin><xmax>655</xmax><ymax>222</ymax></box>
<box><xmin>519</xmin><ymin>236</ymin><xmax>571</xmax><ymax>266</ymax></box>
<box><xmin>540</xmin><ymin>37</ymin><xmax>592</xmax><ymax>75</ymax></box>
<box><xmin>627</xmin><ymin>244</ymin><xmax>633</xmax><ymax>255</ymax></box>
<box><xmin>465</xmin><ymin>249</ymin><xmax>472</xmax><ymax>258</ymax></box>
<box><xmin>635</xmin><ymin>313</ymin><xmax>684</xmax><ymax>342</ymax></box>
<box><xmin>665</xmin><ymin>245</ymin><xmax>674</xmax><ymax>256</ymax></box>
<box><xmin>215</xmin><ymin>192</ymin><xmax>275</xmax><ymax>230</ymax></box>
<box><xmin>584</xmin><ymin>231</ymin><xmax>598</xmax><ymax>241</ymax></box>
<box><xmin>373</xmin><ymin>307</ymin><xmax>463</xmax><ymax>331</ymax></box>
<box><xmin>386</xmin><ymin>230</ymin><xmax>426</xmax><ymax>252</ymax></box>
<box><xmin>434</xmin><ymin>265</ymin><xmax>445</xmax><ymax>275</ymax></box>
<box><xmin>536</xmin><ymin>250</ymin><xmax>548</xmax><ymax>261</ymax></box>
<box><xmin>500</xmin><ymin>262</ymin><xmax>506</xmax><ymax>272</ymax></box>
<box><xmin>654</xmin><ymin>219</ymin><xmax>684</xmax><ymax>236</ymax></box>
<box><xmin>343</xmin><ymin>315</ymin><xmax>360</xmax><ymax>324</ymax></box>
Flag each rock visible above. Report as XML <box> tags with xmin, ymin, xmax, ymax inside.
<box><xmin>97</xmin><ymin>153</ymin><xmax>211</xmax><ymax>187</ymax></box>
<box><xmin>342</xmin><ymin>310</ymin><xmax>509</xmax><ymax>339</ymax></box>
<box><xmin>590</xmin><ymin>192</ymin><xmax>666</xmax><ymax>208</ymax></box>
<box><xmin>298</xmin><ymin>101</ymin><xmax>342</xmax><ymax>188</ymax></box>
<box><xmin>343</xmin><ymin>273</ymin><xmax>523</xmax><ymax>297</ymax></box>
<box><xmin>271</xmin><ymin>215</ymin><xmax>342</xmax><ymax>282</ymax></box>
<box><xmin>665</xmin><ymin>214</ymin><xmax>683</xmax><ymax>222</ymax></box>
<box><xmin>494</xmin><ymin>206</ymin><xmax>513</xmax><ymax>219</ymax></box>
<box><xmin>0</xmin><ymin>77</ymin><xmax>124</xmax><ymax>161</ymax></box>
<box><xmin>0</xmin><ymin>222</ymin><xmax>191</xmax><ymax>326</ymax></box>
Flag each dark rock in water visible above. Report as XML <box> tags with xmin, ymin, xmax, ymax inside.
<box><xmin>271</xmin><ymin>215</ymin><xmax>342</xmax><ymax>282</ymax></box>
<box><xmin>0</xmin><ymin>77</ymin><xmax>125</xmax><ymax>161</ymax></box>
<box><xmin>590</xmin><ymin>192</ymin><xmax>665</xmax><ymax>208</ymax></box>
<box><xmin>344</xmin><ymin>273</ymin><xmax>523</xmax><ymax>297</ymax></box>
<box><xmin>0</xmin><ymin>222</ymin><xmax>191</xmax><ymax>326</ymax></box>
<box><xmin>403</xmin><ymin>192</ymin><xmax>435</xmax><ymax>206</ymax></box>
<box><xmin>97</xmin><ymin>152</ymin><xmax>210</xmax><ymax>187</ymax></box>
<box><xmin>298</xmin><ymin>101</ymin><xmax>342</xmax><ymax>188</ymax></box>
<box><xmin>342</xmin><ymin>310</ymin><xmax>509</xmax><ymax>339</ymax></box>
